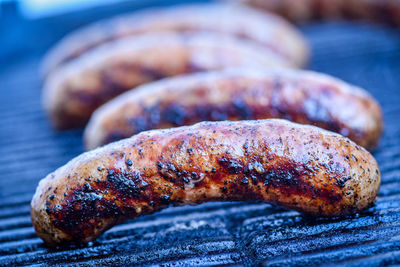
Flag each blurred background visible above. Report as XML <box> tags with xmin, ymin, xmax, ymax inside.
<box><xmin>0</xmin><ymin>0</ymin><xmax>213</xmax><ymax>62</ymax></box>
<box><xmin>1</xmin><ymin>0</ymin><xmax>400</xmax><ymax>265</ymax></box>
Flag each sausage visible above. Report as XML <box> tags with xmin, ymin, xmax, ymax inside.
<box><xmin>84</xmin><ymin>68</ymin><xmax>383</xmax><ymax>151</ymax></box>
<box><xmin>31</xmin><ymin>119</ymin><xmax>381</xmax><ymax>246</ymax></box>
<box><xmin>241</xmin><ymin>0</ymin><xmax>400</xmax><ymax>26</ymax></box>
<box><xmin>43</xmin><ymin>32</ymin><xmax>292</xmax><ymax>130</ymax></box>
<box><xmin>41</xmin><ymin>3</ymin><xmax>309</xmax><ymax>76</ymax></box>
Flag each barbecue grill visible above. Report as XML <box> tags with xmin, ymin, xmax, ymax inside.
<box><xmin>1</xmin><ymin>0</ymin><xmax>400</xmax><ymax>265</ymax></box>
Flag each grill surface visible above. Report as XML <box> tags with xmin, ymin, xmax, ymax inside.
<box><xmin>1</xmin><ymin>1</ymin><xmax>400</xmax><ymax>266</ymax></box>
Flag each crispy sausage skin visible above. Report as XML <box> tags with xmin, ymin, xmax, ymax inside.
<box><xmin>84</xmin><ymin>69</ymin><xmax>382</xmax><ymax>151</ymax></box>
<box><xmin>241</xmin><ymin>0</ymin><xmax>400</xmax><ymax>26</ymax></box>
<box><xmin>41</xmin><ymin>4</ymin><xmax>308</xmax><ymax>75</ymax></box>
<box><xmin>31</xmin><ymin>119</ymin><xmax>381</xmax><ymax>246</ymax></box>
<box><xmin>43</xmin><ymin>33</ymin><xmax>291</xmax><ymax>130</ymax></box>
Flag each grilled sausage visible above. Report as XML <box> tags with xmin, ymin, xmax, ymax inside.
<box><xmin>41</xmin><ymin>3</ymin><xmax>309</xmax><ymax>76</ymax></box>
<box><xmin>241</xmin><ymin>0</ymin><xmax>400</xmax><ymax>26</ymax></box>
<box><xmin>84</xmin><ymin>68</ymin><xmax>382</xmax><ymax>151</ymax></box>
<box><xmin>43</xmin><ymin>32</ymin><xmax>291</xmax><ymax>130</ymax></box>
<box><xmin>31</xmin><ymin>119</ymin><xmax>381</xmax><ymax>246</ymax></box>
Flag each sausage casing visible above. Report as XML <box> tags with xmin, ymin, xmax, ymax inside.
<box><xmin>31</xmin><ymin>119</ymin><xmax>381</xmax><ymax>246</ymax></box>
<box><xmin>41</xmin><ymin>3</ymin><xmax>308</xmax><ymax>75</ymax></box>
<box><xmin>84</xmin><ymin>68</ymin><xmax>383</xmax><ymax>151</ymax></box>
<box><xmin>242</xmin><ymin>0</ymin><xmax>400</xmax><ymax>26</ymax></box>
<box><xmin>43</xmin><ymin>33</ymin><xmax>291</xmax><ymax>129</ymax></box>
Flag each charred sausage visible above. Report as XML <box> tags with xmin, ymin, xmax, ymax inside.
<box><xmin>242</xmin><ymin>0</ymin><xmax>400</xmax><ymax>26</ymax></box>
<box><xmin>31</xmin><ymin>119</ymin><xmax>381</xmax><ymax>246</ymax></box>
<box><xmin>43</xmin><ymin>32</ymin><xmax>291</xmax><ymax>130</ymax></box>
<box><xmin>84</xmin><ymin>68</ymin><xmax>382</xmax><ymax>151</ymax></box>
<box><xmin>41</xmin><ymin>3</ymin><xmax>308</xmax><ymax>75</ymax></box>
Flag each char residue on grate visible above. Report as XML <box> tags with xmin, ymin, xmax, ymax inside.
<box><xmin>1</xmin><ymin>11</ymin><xmax>400</xmax><ymax>267</ymax></box>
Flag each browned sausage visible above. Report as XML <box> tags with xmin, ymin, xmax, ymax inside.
<box><xmin>43</xmin><ymin>32</ymin><xmax>292</xmax><ymax>130</ymax></box>
<box><xmin>31</xmin><ymin>119</ymin><xmax>381</xmax><ymax>246</ymax></box>
<box><xmin>84</xmin><ymin>68</ymin><xmax>383</xmax><ymax>151</ymax></box>
<box><xmin>41</xmin><ymin>3</ymin><xmax>309</xmax><ymax>76</ymax></box>
<box><xmin>241</xmin><ymin>0</ymin><xmax>400</xmax><ymax>26</ymax></box>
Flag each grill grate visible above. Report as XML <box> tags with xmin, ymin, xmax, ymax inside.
<box><xmin>1</xmin><ymin>4</ymin><xmax>400</xmax><ymax>266</ymax></box>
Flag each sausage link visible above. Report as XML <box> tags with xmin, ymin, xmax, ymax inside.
<box><xmin>41</xmin><ymin>3</ymin><xmax>308</xmax><ymax>75</ymax></box>
<box><xmin>31</xmin><ymin>119</ymin><xmax>381</xmax><ymax>246</ymax></box>
<box><xmin>242</xmin><ymin>0</ymin><xmax>400</xmax><ymax>26</ymax></box>
<box><xmin>43</xmin><ymin>32</ymin><xmax>291</xmax><ymax>130</ymax></box>
<box><xmin>84</xmin><ymin>68</ymin><xmax>382</xmax><ymax>151</ymax></box>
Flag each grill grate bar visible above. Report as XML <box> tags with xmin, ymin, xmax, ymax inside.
<box><xmin>0</xmin><ymin>216</ymin><xmax>33</xmax><ymax>232</ymax></box>
<box><xmin>253</xmin><ymin>226</ymin><xmax>400</xmax><ymax>259</ymax></box>
<box><xmin>82</xmin><ymin>251</ymin><xmax>242</xmax><ymax>266</ymax></box>
<box><xmin>2</xmin><ymin>202</ymin><xmax>400</xmax><ymax>259</ymax></box>
<box><xmin>3</xmin><ymin>223</ymin><xmax>400</xmax><ymax>265</ymax></box>
<box><xmin>0</xmin><ymin>238</ymin><xmax>237</xmax><ymax>265</ymax></box>
<box><xmin>0</xmin><ymin>227</ymin><xmax>36</xmax><ymax>243</ymax></box>
<box><xmin>262</xmin><ymin>238</ymin><xmax>400</xmax><ymax>266</ymax></box>
<box><xmin>0</xmin><ymin>205</ymin><xmax>31</xmax><ymax>219</ymax></box>
<box><xmin>331</xmin><ymin>249</ymin><xmax>400</xmax><ymax>266</ymax></box>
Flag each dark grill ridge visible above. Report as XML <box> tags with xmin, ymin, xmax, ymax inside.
<box><xmin>1</xmin><ymin>2</ymin><xmax>400</xmax><ymax>266</ymax></box>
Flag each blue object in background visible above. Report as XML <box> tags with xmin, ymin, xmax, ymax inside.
<box><xmin>0</xmin><ymin>0</ymin><xmax>211</xmax><ymax>63</ymax></box>
<box><xmin>19</xmin><ymin>0</ymin><xmax>126</xmax><ymax>18</ymax></box>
